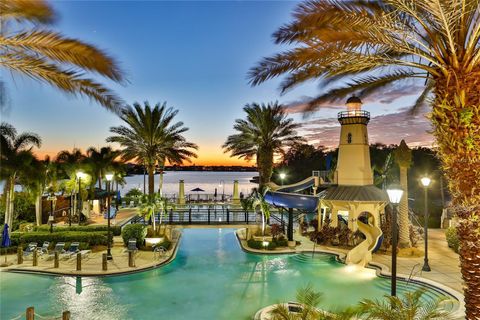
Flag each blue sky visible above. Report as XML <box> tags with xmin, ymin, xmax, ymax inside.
<box><xmin>1</xmin><ymin>0</ymin><xmax>432</xmax><ymax>165</ymax></box>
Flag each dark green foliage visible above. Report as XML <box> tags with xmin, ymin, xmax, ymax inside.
<box><xmin>247</xmin><ymin>238</ymin><xmax>287</xmax><ymax>250</ymax></box>
<box><xmin>445</xmin><ymin>227</ymin><xmax>459</xmax><ymax>253</ymax></box>
<box><xmin>121</xmin><ymin>224</ymin><xmax>147</xmax><ymax>247</ymax></box>
<box><xmin>10</xmin><ymin>231</ymin><xmax>108</xmax><ymax>247</ymax></box>
<box><xmin>33</xmin><ymin>225</ymin><xmax>122</xmax><ymax>236</ymax></box>
<box><xmin>158</xmin><ymin>239</ymin><xmax>172</xmax><ymax>250</ymax></box>
<box><xmin>0</xmin><ymin>192</ymin><xmax>36</xmax><ymax>228</ymax></box>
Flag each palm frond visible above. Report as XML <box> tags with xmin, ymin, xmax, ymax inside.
<box><xmin>0</xmin><ymin>0</ymin><xmax>55</xmax><ymax>24</ymax></box>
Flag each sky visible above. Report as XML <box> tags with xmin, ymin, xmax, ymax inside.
<box><xmin>1</xmin><ymin>0</ymin><xmax>434</xmax><ymax>166</ymax></box>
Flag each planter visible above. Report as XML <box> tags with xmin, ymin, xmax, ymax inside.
<box><xmin>253</xmin><ymin>235</ymin><xmax>273</xmax><ymax>242</ymax></box>
<box><xmin>288</xmin><ymin>240</ymin><xmax>296</xmax><ymax>248</ymax></box>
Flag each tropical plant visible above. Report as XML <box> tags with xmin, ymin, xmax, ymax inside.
<box><xmin>270</xmin><ymin>284</ymin><xmax>356</xmax><ymax>320</ymax></box>
<box><xmin>249</xmin><ymin>187</ymin><xmax>271</xmax><ymax>236</ymax></box>
<box><xmin>394</xmin><ymin>140</ymin><xmax>412</xmax><ymax>248</ymax></box>
<box><xmin>358</xmin><ymin>289</ymin><xmax>453</xmax><ymax>320</ymax></box>
<box><xmin>248</xmin><ymin>1</ymin><xmax>480</xmax><ymax>315</ymax></box>
<box><xmin>107</xmin><ymin>102</ymin><xmax>197</xmax><ymax>198</ymax></box>
<box><xmin>85</xmin><ymin>146</ymin><xmax>121</xmax><ymax>189</ymax></box>
<box><xmin>373</xmin><ymin>152</ymin><xmax>395</xmax><ymax>190</ymax></box>
<box><xmin>223</xmin><ymin>102</ymin><xmax>303</xmax><ymax>187</ymax></box>
<box><xmin>0</xmin><ymin>122</ymin><xmax>41</xmax><ymax>228</ymax></box>
<box><xmin>0</xmin><ymin>0</ymin><xmax>125</xmax><ymax>111</ymax></box>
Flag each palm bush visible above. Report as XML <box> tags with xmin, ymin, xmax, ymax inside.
<box><xmin>249</xmin><ymin>1</ymin><xmax>480</xmax><ymax>315</ymax></box>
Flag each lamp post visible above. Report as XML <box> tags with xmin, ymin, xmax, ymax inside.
<box><xmin>105</xmin><ymin>173</ymin><xmax>114</xmax><ymax>260</ymax></box>
<box><xmin>47</xmin><ymin>194</ymin><xmax>56</xmax><ymax>233</ymax></box>
<box><xmin>279</xmin><ymin>172</ymin><xmax>286</xmax><ymax>186</ymax></box>
<box><xmin>386</xmin><ymin>185</ymin><xmax>404</xmax><ymax>297</ymax></box>
<box><xmin>420</xmin><ymin>177</ymin><xmax>431</xmax><ymax>272</ymax></box>
<box><xmin>219</xmin><ymin>180</ymin><xmax>225</xmax><ymax>202</ymax></box>
<box><xmin>75</xmin><ymin>171</ymin><xmax>84</xmax><ymax>226</ymax></box>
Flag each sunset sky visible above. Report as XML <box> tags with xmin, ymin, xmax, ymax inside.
<box><xmin>1</xmin><ymin>1</ymin><xmax>434</xmax><ymax>166</ymax></box>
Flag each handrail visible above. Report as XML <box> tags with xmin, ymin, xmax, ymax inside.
<box><xmin>337</xmin><ymin>110</ymin><xmax>370</xmax><ymax>119</ymax></box>
<box><xmin>407</xmin><ymin>263</ymin><xmax>422</xmax><ymax>284</ymax></box>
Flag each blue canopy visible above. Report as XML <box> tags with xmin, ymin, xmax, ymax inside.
<box><xmin>1</xmin><ymin>223</ymin><xmax>11</xmax><ymax>248</ymax></box>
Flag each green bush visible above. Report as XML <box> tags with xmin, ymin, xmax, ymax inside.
<box><xmin>274</xmin><ymin>238</ymin><xmax>288</xmax><ymax>247</ymax></box>
<box><xmin>33</xmin><ymin>225</ymin><xmax>122</xmax><ymax>236</ymax></box>
<box><xmin>11</xmin><ymin>231</ymin><xmax>108</xmax><ymax>247</ymax></box>
<box><xmin>247</xmin><ymin>239</ymin><xmax>278</xmax><ymax>250</ymax></box>
<box><xmin>121</xmin><ymin>224</ymin><xmax>147</xmax><ymax>247</ymax></box>
<box><xmin>159</xmin><ymin>239</ymin><xmax>172</xmax><ymax>250</ymax></box>
<box><xmin>445</xmin><ymin>227</ymin><xmax>459</xmax><ymax>253</ymax></box>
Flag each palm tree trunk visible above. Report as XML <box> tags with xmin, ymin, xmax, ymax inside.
<box><xmin>147</xmin><ymin>165</ymin><xmax>155</xmax><ymax>198</ymax></box>
<box><xmin>3</xmin><ymin>180</ymin><xmax>10</xmax><ymax>225</ymax></box>
<box><xmin>257</xmin><ymin>149</ymin><xmax>274</xmax><ymax>189</ymax></box>
<box><xmin>7</xmin><ymin>176</ymin><xmax>15</xmax><ymax>228</ymax></box>
<box><xmin>432</xmin><ymin>80</ymin><xmax>480</xmax><ymax>318</ymax></box>
<box><xmin>398</xmin><ymin>166</ymin><xmax>411</xmax><ymax>248</ymax></box>
<box><xmin>35</xmin><ymin>193</ymin><xmax>42</xmax><ymax>226</ymax></box>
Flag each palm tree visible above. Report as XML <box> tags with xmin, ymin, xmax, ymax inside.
<box><xmin>223</xmin><ymin>102</ymin><xmax>303</xmax><ymax>188</ymax></box>
<box><xmin>0</xmin><ymin>0</ymin><xmax>125</xmax><ymax>112</ymax></box>
<box><xmin>107</xmin><ymin>101</ymin><xmax>197</xmax><ymax>198</ymax></box>
<box><xmin>248</xmin><ymin>1</ymin><xmax>480</xmax><ymax>316</ymax></box>
<box><xmin>394</xmin><ymin>140</ymin><xmax>412</xmax><ymax>248</ymax></box>
<box><xmin>249</xmin><ymin>187</ymin><xmax>271</xmax><ymax>236</ymax></box>
<box><xmin>85</xmin><ymin>146</ymin><xmax>121</xmax><ymax>189</ymax></box>
<box><xmin>270</xmin><ymin>284</ymin><xmax>356</xmax><ymax>320</ymax></box>
<box><xmin>358</xmin><ymin>289</ymin><xmax>453</xmax><ymax>320</ymax></box>
<box><xmin>0</xmin><ymin>122</ymin><xmax>41</xmax><ymax>228</ymax></box>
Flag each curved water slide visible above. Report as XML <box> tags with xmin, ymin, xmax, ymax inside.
<box><xmin>265</xmin><ymin>176</ymin><xmax>319</xmax><ymax>211</ymax></box>
<box><xmin>345</xmin><ymin>220</ymin><xmax>383</xmax><ymax>267</ymax></box>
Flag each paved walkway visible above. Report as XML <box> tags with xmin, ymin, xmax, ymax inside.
<box><xmin>372</xmin><ymin>229</ymin><xmax>463</xmax><ymax>293</ymax></box>
<box><xmin>88</xmin><ymin>208</ymin><xmax>138</xmax><ymax>226</ymax></box>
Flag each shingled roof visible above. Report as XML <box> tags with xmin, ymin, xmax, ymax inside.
<box><xmin>319</xmin><ymin>185</ymin><xmax>388</xmax><ymax>202</ymax></box>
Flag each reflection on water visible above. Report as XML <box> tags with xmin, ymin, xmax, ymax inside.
<box><xmin>0</xmin><ymin>229</ymin><xmax>455</xmax><ymax>320</ymax></box>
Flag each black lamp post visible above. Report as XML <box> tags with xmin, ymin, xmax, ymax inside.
<box><xmin>47</xmin><ymin>194</ymin><xmax>56</xmax><ymax>233</ymax></box>
<box><xmin>386</xmin><ymin>185</ymin><xmax>404</xmax><ymax>297</ymax></box>
<box><xmin>219</xmin><ymin>180</ymin><xmax>225</xmax><ymax>202</ymax></box>
<box><xmin>106</xmin><ymin>173</ymin><xmax>114</xmax><ymax>260</ymax></box>
<box><xmin>76</xmin><ymin>171</ymin><xmax>84</xmax><ymax>224</ymax></box>
<box><xmin>421</xmin><ymin>177</ymin><xmax>431</xmax><ymax>272</ymax></box>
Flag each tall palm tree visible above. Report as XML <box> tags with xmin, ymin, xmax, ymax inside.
<box><xmin>248</xmin><ymin>1</ymin><xmax>480</xmax><ymax>316</ymax></box>
<box><xmin>107</xmin><ymin>101</ymin><xmax>197</xmax><ymax>198</ymax></box>
<box><xmin>394</xmin><ymin>140</ymin><xmax>412</xmax><ymax>248</ymax></box>
<box><xmin>223</xmin><ymin>102</ymin><xmax>303</xmax><ymax>188</ymax></box>
<box><xmin>0</xmin><ymin>0</ymin><xmax>125</xmax><ymax>112</ymax></box>
<box><xmin>85</xmin><ymin>146</ymin><xmax>121</xmax><ymax>189</ymax></box>
<box><xmin>0</xmin><ymin>122</ymin><xmax>41</xmax><ymax>228</ymax></box>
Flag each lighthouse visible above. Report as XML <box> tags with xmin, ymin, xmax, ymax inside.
<box><xmin>334</xmin><ymin>96</ymin><xmax>374</xmax><ymax>186</ymax></box>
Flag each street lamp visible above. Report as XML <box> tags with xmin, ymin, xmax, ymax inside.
<box><xmin>386</xmin><ymin>185</ymin><xmax>404</xmax><ymax>297</ymax></box>
<box><xmin>105</xmin><ymin>173</ymin><xmax>114</xmax><ymax>260</ymax></box>
<box><xmin>47</xmin><ymin>194</ymin><xmax>56</xmax><ymax>233</ymax></box>
<box><xmin>279</xmin><ymin>172</ymin><xmax>286</xmax><ymax>186</ymax></box>
<box><xmin>420</xmin><ymin>177</ymin><xmax>431</xmax><ymax>272</ymax></box>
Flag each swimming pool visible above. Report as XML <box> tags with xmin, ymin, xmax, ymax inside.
<box><xmin>0</xmin><ymin>228</ymin><xmax>456</xmax><ymax>319</ymax></box>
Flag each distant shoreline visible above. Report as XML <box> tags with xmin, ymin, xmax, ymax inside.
<box><xmin>126</xmin><ymin>165</ymin><xmax>258</xmax><ymax>175</ymax></box>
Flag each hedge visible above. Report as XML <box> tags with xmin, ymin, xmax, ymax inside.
<box><xmin>10</xmin><ymin>231</ymin><xmax>108</xmax><ymax>247</ymax></box>
<box><xmin>121</xmin><ymin>224</ymin><xmax>147</xmax><ymax>247</ymax></box>
<box><xmin>33</xmin><ymin>225</ymin><xmax>122</xmax><ymax>236</ymax></box>
<box><xmin>445</xmin><ymin>227</ymin><xmax>459</xmax><ymax>253</ymax></box>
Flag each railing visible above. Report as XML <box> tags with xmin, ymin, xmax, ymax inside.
<box><xmin>337</xmin><ymin>110</ymin><xmax>370</xmax><ymax>119</ymax></box>
<box><xmin>407</xmin><ymin>263</ymin><xmax>422</xmax><ymax>284</ymax></box>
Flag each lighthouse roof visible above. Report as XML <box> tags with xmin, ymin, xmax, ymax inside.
<box><xmin>346</xmin><ymin>96</ymin><xmax>362</xmax><ymax>104</ymax></box>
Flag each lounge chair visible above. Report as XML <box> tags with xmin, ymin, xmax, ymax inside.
<box><xmin>46</xmin><ymin>242</ymin><xmax>66</xmax><ymax>260</ymax></box>
<box><xmin>63</xmin><ymin>242</ymin><xmax>80</xmax><ymax>259</ymax></box>
<box><xmin>123</xmin><ymin>238</ymin><xmax>138</xmax><ymax>253</ymax></box>
<box><xmin>38</xmin><ymin>241</ymin><xmax>50</xmax><ymax>255</ymax></box>
<box><xmin>23</xmin><ymin>242</ymin><xmax>38</xmax><ymax>257</ymax></box>
<box><xmin>153</xmin><ymin>245</ymin><xmax>166</xmax><ymax>259</ymax></box>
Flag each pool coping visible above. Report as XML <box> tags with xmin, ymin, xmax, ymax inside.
<box><xmin>1</xmin><ymin>233</ymin><xmax>182</xmax><ymax>278</ymax></box>
<box><xmin>235</xmin><ymin>229</ymin><xmax>465</xmax><ymax>319</ymax></box>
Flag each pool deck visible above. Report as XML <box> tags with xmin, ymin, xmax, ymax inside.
<box><xmin>0</xmin><ymin>231</ymin><xmax>181</xmax><ymax>277</ymax></box>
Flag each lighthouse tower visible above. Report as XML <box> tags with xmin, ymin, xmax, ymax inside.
<box><xmin>334</xmin><ymin>96</ymin><xmax>373</xmax><ymax>186</ymax></box>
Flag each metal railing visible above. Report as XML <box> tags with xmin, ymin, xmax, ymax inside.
<box><xmin>337</xmin><ymin>110</ymin><xmax>370</xmax><ymax>119</ymax></box>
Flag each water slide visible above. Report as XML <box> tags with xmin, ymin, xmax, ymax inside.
<box><xmin>265</xmin><ymin>176</ymin><xmax>319</xmax><ymax>211</ymax></box>
<box><xmin>345</xmin><ymin>220</ymin><xmax>383</xmax><ymax>267</ymax></box>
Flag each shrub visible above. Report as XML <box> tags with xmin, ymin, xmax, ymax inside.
<box><xmin>11</xmin><ymin>231</ymin><xmax>108</xmax><ymax>247</ymax></box>
<box><xmin>274</xmin><ymin>238</ymin><xmax>288</xmax><ymax>247</ymax></box>
<box><xmin>33</xmin><ymin>225</ymin><xmax>122</xmax><ymax>236</ymax></box>
<box><xmin>159</xmin><ymin>239</ymin><xmax>172</xmax><ymax>250</ymax></box>
<box><xmin>247</xmin><ymin>239</ymin><xmax>264</xmax><ymax>249</ymax></box>
<box><xmin>445</xmin><ymin>227</ymin><xmax>459</xmax><ymax>253</ymax></box>
<box><xmin>122</xmin><ymin>224</ymin><xmax>147</xmax><ymax>247</ymax></box>
<box><xmin>270</xmin><ymin>224</ymin><xmax>283</xmax><ymax>239</ymax></box>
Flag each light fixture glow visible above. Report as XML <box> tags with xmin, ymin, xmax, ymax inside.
<box><xmin>76</xmin><ymin>171</ymin><xmax>84</xmax><ymax>179</ymax></box>
<box><xmin>386</xmin><ymin>185</ymin><xmax>404</xmax><ymax>204</ymax></box>
<box><xmin>262</xmin><ymin>241</ymin><xmax>269</xmax><ymax>247</ymax></box>
<box><xmin>420</xmin><ymin>177</ymin><xmax>431</xmax><ymax>187</ymax></box>
<box><xmin>279</xmin><ymin>172</ymin><xmax>286</xmax><ymax>180</ymax></box>
<box><xmin>105</xmin><ymin>173</ymin><xmax>114</xmax><ymax>181</ymax></box>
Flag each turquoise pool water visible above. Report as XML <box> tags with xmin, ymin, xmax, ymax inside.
<box><xmin>0</xmin><ymin>229</ymin><xmax>454</xmax><ymax>320</ymax></box>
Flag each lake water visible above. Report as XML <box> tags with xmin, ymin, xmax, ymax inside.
<box><xmin>119</xmin><ymin>171</ymin><xmax>258</xmax><ymax>197</ymax></box>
